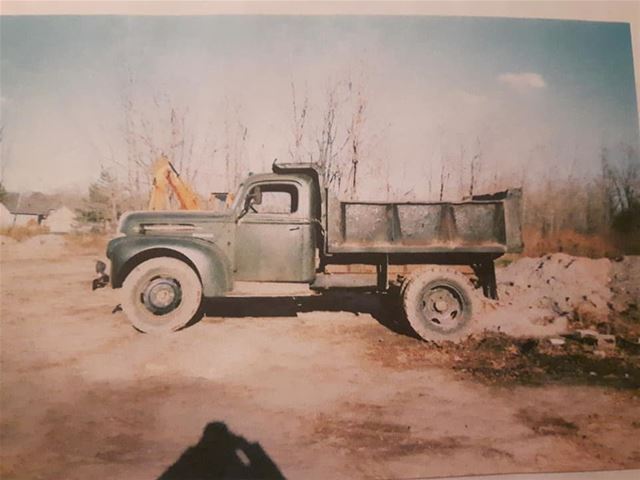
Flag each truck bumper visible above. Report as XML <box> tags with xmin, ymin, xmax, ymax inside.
<box><xmin>92</xmin><ymin>260</ymin><xmax>110</xmax><ymax>290</ymax></box>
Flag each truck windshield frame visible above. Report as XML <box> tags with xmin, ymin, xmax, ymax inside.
<box><xmin>246</xmin><ymin>183</ymin><xmax>299</xmax><ymax>215</ymax></box>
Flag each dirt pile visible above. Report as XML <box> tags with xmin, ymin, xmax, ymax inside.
<box><xmin>610</xmin><ymin>257</ymin><xmax>640</xmax><ymax>315</ymax></box>
<box><xmin>478</xmin><ymin>254</ymin><xmax>640</xmax><ymax>339</ymax></box>
<box><xmin>500</xmin><ymin>253</ymin><xmax>612</xmax><ymax>316</ymax></box>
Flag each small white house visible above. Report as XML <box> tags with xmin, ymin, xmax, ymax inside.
<box><xmin>0</xmin><ymin>203</ymin><xmax>13</xmax><ymax>228</ymax></box>
<box><xmin>3</xmin><ymin>192</ymin><xmax>50</xmax><ymax>226</ymax></box>
<box><xmin>43</xmin><ymin>206</ymin><xmax>76</xmax><ymax>234</ymax></box>
<box><xmin>11</xmin><ymin>212</ymin><xmax>43</xmax><ymax>226</ymax></box>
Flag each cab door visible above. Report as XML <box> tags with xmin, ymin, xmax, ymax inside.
<box><xmin>235</xmin><ymin>181</ymin><xmax>315</xmax><ymax>282</ymax></box>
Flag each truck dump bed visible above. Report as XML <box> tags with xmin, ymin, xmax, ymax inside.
<box><xmin>326</xmin><ymin>190</ymin><xmax>523</xmax><ymax>254</ymax></box>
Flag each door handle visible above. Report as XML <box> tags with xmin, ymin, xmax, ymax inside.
<box><xmin>289</xmin><ymin>226</ymin><xmax>300</xmax><ymax>231</ymax></box>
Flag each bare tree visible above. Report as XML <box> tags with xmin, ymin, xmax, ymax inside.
<box><xmin>0</xmin><ymin>125</ymin><xmax>6</xmax><ymax>202</ymax></box>
<box><xmin>221</xmin><ymin>99</ymin><xmax>249</xmax><ymax>192</ymax></box>
<box><xmin>316</xmin><ymin>82</ymin><xmax>348</xmax><ymax>190</ymax></box>
<box><xmin>289</xmin><ymin>81</ymin><xmax>309</xmax><ymax>163</ymax></box>
<box><xmin>116</xmin><ymin>69</ymin><xmax>219</xmax><ymax>209</ymax></box>
<box><xmin>0</xmin><ymin>125</ymin><xmax>5</xmax><ymax>182</ymax></box>
<box><xmin>346</xmin><ymin>81</ymin><xmax>367</xmax><ymax>197</ymax></box>
<box><xmin>469</xmin><ymin>138</ymin><xmax>481</xmax><ymax>198</ymax></box>
<box><xmin>602</xmin><ymin>144</ymin><xmax>640</xmax><ymax>234</ymax></box>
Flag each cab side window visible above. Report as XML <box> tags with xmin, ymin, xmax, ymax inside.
<box><xmin>248</xmin><ymin>183</ymin><xmax>299</xmax><ymax>214</ymax></box>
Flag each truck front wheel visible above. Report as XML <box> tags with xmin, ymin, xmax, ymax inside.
<box><xmin>402</xmin><ymin>268</ymin><xmax>477</xmax><ymax>343</ymax></box>
<box><xmin>121</xmin><ymin>257</ymin><xmax>203</xmax><ymax>333</ymax></box>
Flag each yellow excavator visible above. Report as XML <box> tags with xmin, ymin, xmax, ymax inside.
<box><xmin>148</xmin><ymin>156</ymin><xmax>202</xmax><ymax>210</ymax></box>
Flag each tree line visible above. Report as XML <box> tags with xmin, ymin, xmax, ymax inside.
<box><xmin>75</xmin><ymin>75</ymin><xmax>639</xmax><ymax>255</ymax></box>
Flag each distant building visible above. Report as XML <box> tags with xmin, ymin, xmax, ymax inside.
<box><xmin>43</xmin><ymin>206</ymin><xmax>76</xmax><ymax>233</ymax></box>
<box><xmin>2</xmin><ymin>192</ymin><xmax>52</xmax><ymax>226</ymax></box>
<box><xmin>0</xmin><ymin>203</ymin><xmax>13</xmax><ymax>228</ymax></box>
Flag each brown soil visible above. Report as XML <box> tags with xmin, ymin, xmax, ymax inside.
<box><xmin>1</xmin><ymin>246</ymin><xmax>640</xmax><ymax>479</ymax></box>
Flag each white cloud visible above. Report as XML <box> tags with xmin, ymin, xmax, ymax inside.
<box><xmin>498</xmin><ymin>72</ymin><xmax>546</xmax><ymax>91</ymax></box>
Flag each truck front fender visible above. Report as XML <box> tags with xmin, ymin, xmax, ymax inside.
<box><xmin>107</xmin><ymin>235</ymin><xmax>233</xmax><ymax>297</ymax></box>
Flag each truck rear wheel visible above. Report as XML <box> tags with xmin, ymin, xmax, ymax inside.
<box><xmin>402</xmin><ymin>268</ymin><xmax>477</xmax><ymax>343</ymax></box>
<box><xmin>121</xmin><ymin>257</ymin><xmax>203</xmax><ymax>333</ymax></box>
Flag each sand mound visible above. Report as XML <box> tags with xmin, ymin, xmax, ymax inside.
<box><xmin>610</xmin><ymin>256</ymin><xmax>640</xmax><ymax>311</ymax></box>
<box><xmin>478</xmin><ymin>253</ymin><xmax>615</xmax><ymax>338</ymax></box>
<box><xmin>500</xmin><ymin>253</ymin><xmax>612</xmax><ymax>317</ymax></box>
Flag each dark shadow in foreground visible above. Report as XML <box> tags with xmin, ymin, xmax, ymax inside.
<box><xmin>158</xmin><ymin>422</ymin><xmax>286</xmax><ymax>480</ymax></box>
<box><xmin>201</xmin><ymin>289</ymin><xmax>419</xmax><ymax>339</ymax></box>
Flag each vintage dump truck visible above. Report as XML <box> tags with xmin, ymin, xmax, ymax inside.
<box><xmin>96</xmin><ymin>162</ymin><xmax>522</xmax><ymax>341</ymax></box>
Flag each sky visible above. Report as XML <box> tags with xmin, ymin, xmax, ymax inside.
<box><xmin>0</xmin><ymin>15</ymin><xmax>638</xmax><ymax>199</ymax></box>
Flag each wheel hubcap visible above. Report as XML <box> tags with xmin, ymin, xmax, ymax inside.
<box><xmin>420</xmin><ymin>285</ymin><xmax>465</xmax><ymax>333</ymax></box>
<box><xmin>142</xmin><ymin>278</ymin><xmax>182</xmax><ymax>315</ymax></box>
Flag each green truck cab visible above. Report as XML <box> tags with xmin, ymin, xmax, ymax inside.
<box><xmin>97</xmin><ymin>161</ymin><xmax>522</xmax><ymax>342</ymax></box>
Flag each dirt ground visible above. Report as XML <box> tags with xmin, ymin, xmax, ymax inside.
<box><xmin>1</xmin><ymin>242</ymin><xmax>640</xmax><ymax>479</ymax></box>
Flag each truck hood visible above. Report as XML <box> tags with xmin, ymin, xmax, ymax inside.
<box><xmin>118</xmin><ymin>210</ymin><xmax>233</xmax><ymax>235</ymax></box>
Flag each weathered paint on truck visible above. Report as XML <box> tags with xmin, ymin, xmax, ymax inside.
<box><xmin>106</xmin><ymin>161</ymin><xmax>523</xmax><ymax>291</ymax></box>
<box><xmin>233</xmin><ymin>173</ymin><xmax>317</xmax><ymax>283</ymax></box>
<box><xmin>100</xmin><ymin>161</ymin><xmax>523</xmax><ymax>339</ymax></box>
<box><xmin>326</xmin><ymin>189</ymin><xmax>523</xmax><ymax>254</ymax></box>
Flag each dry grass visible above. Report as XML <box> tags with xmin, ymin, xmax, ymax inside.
<box><xmin>0</xmin><ymin>228</ymin><xmax>108</xmax><ymax>252</ymax></box>
<box><xmin>64</xmin><ymin>233</ymin><xmax>109</xmax><ymax>251</ymax></box>
<box><xmin>522</xmin><ymin>227</ymin><xmax>621</xmax><ymax>258</ymax></box>
<box><xmin>0</xmin><ymin>225</ymin><xmax>50</xmax><ymax>241</ymax></box>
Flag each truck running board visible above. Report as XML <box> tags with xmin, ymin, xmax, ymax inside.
<box><xmin>226</xmin><ymin>282</ymin><xmax>317</xmax><ymax>297</ymax></box>
<box><xmin>310</xmin><ymin>273</ymin><xmax>379</xmax><ymax>291</ymax></box>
